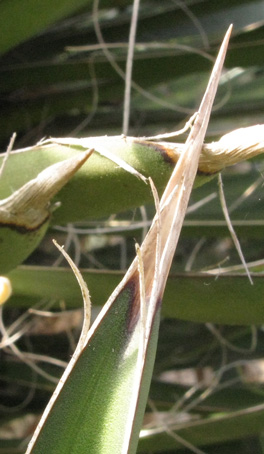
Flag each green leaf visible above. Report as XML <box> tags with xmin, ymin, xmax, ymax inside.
<box><xmin>25</xmin><ymin>28</ymin><xmax>231</xmax><ymax>453</ymax></box>
<box><xmin>7</xmin><ymin>266</ymin><xmax>264</xmax><ymax>325</ymax></box>
<box><xmin>0</xmin><ymin>0</ymin><xmax>94</xmax><ymax>55</ymax></box>
<box><xmin>138</xmin><ymin>404</ymin><xmax>264</xmax><ymax>452</ymax></box>
<box><xmin>0</xmin><ymin>150</ymin><xmax>92</xmax><ymax>273</ymax></box>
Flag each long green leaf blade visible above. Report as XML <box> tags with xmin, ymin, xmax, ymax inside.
<box><xmin>25</xmin><ymin>27</ymin><xmax>231</xmax><ymax>454</ymax></box>
<box><xmin>7</xmin><ymin>267</ymin><xmax>264</xmax><ymax>325</ymax></box>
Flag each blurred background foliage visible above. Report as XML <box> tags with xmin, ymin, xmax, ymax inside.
<box><xmin>1</xmin><ymin>1</ymin><xmax>264</xmax><ymax>453</ymax></box>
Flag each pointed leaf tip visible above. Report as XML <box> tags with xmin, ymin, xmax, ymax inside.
<box><xmin>0</xmin><ymin>148</ymin><xmax>93</xmax><ymax>230</ymax></box>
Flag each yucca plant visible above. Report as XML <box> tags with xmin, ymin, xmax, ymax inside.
<box><xmin>1</xmin><ymin>2</ymin><xmax>264</xmax><ymax>454</ymax></box>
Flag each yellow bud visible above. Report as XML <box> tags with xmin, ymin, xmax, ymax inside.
<box><xmin>0</xmin><ymin>277</ymin><xmax>12</xmax><ymax>305</ymax></box>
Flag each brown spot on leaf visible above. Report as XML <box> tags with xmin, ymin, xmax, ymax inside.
<box><xmin>0</xmin><ymin>215</ymin><xmax>49</xmax><ymax>234</ymax></box>
<box><xmin>134</xmin><ymin>140</ymin><xmax>177</xmax><ymax>165</ymax></box>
